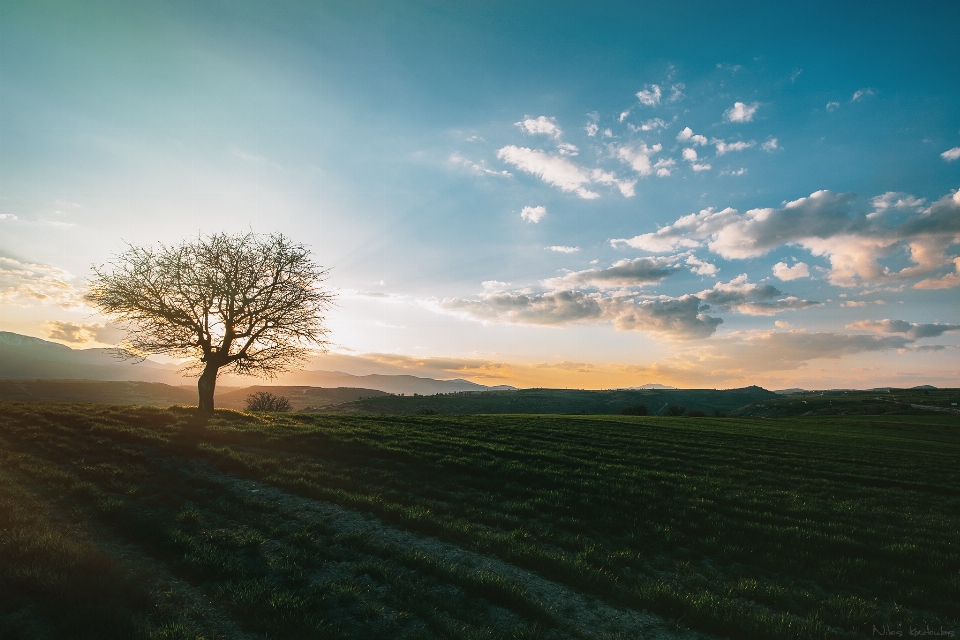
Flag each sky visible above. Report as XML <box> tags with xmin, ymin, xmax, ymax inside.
<box><xmin>1</xmin><ymin>0</ymin><xmax>959</xmax><ymax>390</ymax></box>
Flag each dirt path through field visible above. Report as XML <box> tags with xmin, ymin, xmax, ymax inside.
<box><xmin>184</xmin><ymin>457</ymin><xmax>718</xmax><ymax>640</ymax></box>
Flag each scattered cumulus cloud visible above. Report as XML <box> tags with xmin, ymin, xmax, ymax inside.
<box><xmin>637</xmin><ymin>118</ymin><xmax>668</xmax><ymax>131</ymax></box>
<box><xmin>515</xmin><ymin>116</ymin><xmax>562</xmax><ymax>138</ymax></box>
<box><xmin>942</xmin><ymin>147</ymin><xmax>960</xmax><ymax>162</ymax></box>
<box><xmin>557</xmin><ymin>142</ymin><xmax>579</xmax><ymax>156</ymax></box>
<box><xmin>697</xmin><ymin>274</ymin><xmax>820</xmax><ymax>316</ymax></box>
<box><xmin>0</xmin><ymin>214</ymin><xmax>18</xmax><ymax>221</ymax></box>
<box><xmin>654</xmin><ymin>158</ymin><xmax>676</xmax><ymax>177</ymax></box>
<box><xmin>724</xmin><ymin>101</ymin><xmax>759</xmax><ymax>123</ymax></box>
<box><xmin>548</xmin><ymin>245</ymin><xmax>580</xmax><ymax>253</ymax></box>
<box><xmin>720</xmin><ymin>168</ymin><xmax>747</xmax><ymax>176</ymax></box>
<box><xmin>773</xmin><ymin>261</ymin><xmax>810</xmax><ymax>281</ymax></box>
<box><xmin>676</xmin><ymin>127</ymin><xmax>708</xmax><ymax>146</ymax></box>
<box><xmin>826</xmin><ymin>101</ymin><xmax>840</xmax><ymax>111</ymax></box>
<box><xmin>619</xmin><ymin>110</ymin><xmax>631</xmax><ymax>122</ymax></box>
<box><xmin>851</xmin><ymin>88</ymin><xmax>875</xmax><ymax>102</ymax></box>
<box><xmin>636</xmin><ymin>84</ymin><xmax>662</xmax><ymax>106</ymax></box>
<box><xmin>686</xmin><ymin>254</ymin><xmax>718</xmax><ymax>276</ymax></box>
<box><xmin>616</xmin><ymin>142</ymin><xmax>663</xmax><ymax>177</ymax></box>
<box><xmin>667</xmin><ymin>83</ymin><xmax>685</xmax><ymax>102</ymax></box>
<box><xmin>520</xmin><ymin>205</ymin><xmax>547</xmax><ymax>223</ymax></box>
<box><xmin>611</xmin><ymin>187</ymin><xmax>960</xmax><ymax>289</ymax></box>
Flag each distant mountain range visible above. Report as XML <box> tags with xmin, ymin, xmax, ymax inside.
<box><xmin>0</xmin><ymin>332</ymin><xmax>516</xmax><ymax>395</ymax></box>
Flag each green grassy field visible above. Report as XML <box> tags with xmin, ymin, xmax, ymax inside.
<box><xmin>311</xmin><ymin>386</ymin><xmax>778</xmax><ymax>416</ymax></box>
<box><xmin>1</xmin><ymin>403</ymin><xmax>957</xmax><ymax>639</ymax></box>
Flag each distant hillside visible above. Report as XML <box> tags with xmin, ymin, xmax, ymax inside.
<box><xmin>0</xmin><ymin>332</ymin><xmax>516</xmax><ymax>395</ymax></box>
<box><xmin>312</xmin><ymin>386</ymin><xmax>777</xmax><ymax>416</ymax></box>
<box><xmin>0</xmin><ymin>332</ymin><xmax>183</xmax><ymax>384</ymax></box>
<box><xmin>280</xmin><ymin>369</ymin><xmax>517</xmax><ymax>395</ymax></box>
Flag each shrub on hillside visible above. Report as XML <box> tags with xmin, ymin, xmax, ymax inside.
<box><xmin>686</xmin><ymin>409</ymin><xmax>706</xmax><ymax>417</ymax></box>
<box><xmin>245</xmin><ymin>391</ymin><xmax>292</xmax><ymax>412</ymax></box>
<box><xmin>666</xmin><ymin>404</ymin><xmax>686</xmax><ymax>416</ymax></box>
<box><xmin>620</xmin><ymin>403</ymin><xmax>648</xmax><ymax>416</ymax></box>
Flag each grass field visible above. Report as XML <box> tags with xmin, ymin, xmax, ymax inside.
<box><xmin>1</xmin><ymin>402</ymin><xmax>957</xmax><ymax>639</ymax></box>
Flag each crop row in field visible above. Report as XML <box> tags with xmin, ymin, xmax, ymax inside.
<box><xmin>1</xmin><ymin>402</ymin><xmax>957</xmax><ymax>639</ymax></box>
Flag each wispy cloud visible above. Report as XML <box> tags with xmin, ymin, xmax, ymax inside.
<box><xmin>846</xmin><ymin>319</ymin><xmax>960</xmax><ymax>339</ymax></box>
<box><xmin>761</xmin><ymin>138</ymin><xmax>780</xmax><ymax>152</ymax></box>
<box><xmin>615</xmin><ymin>142</ymin><xmax>663</xmax><ymax>177</ymax></box>
<box><xmin>450</xmin><ymin>153</ymin><xmax>512</xmax><ymax>177</ymax></box>
<box><xmin>497</xmin><ymin>146</ymin><xmax>598</xmax><ymax>199</ymax></box>
<box><xmin>543</xmin><ymin>257</ymin><xmax>677</xmax><ymax>288</ymax></box>
<box><xmin>851</xmin><ymin>88</ymin><xmax>875</xmax><ymax>102</ymax></box>
<box><xmin>713</xmin><ymin>138</ymin><xmax>755</xmax><ymax>155</ymax></box>
<box><xmin>0</xmin><ymin>257</ymin><xmax>86</xmax><ymax>309</ymax></box>
<box><xmin>826</xmin><ymin>101</ymin><xmax>840</xmax><ymax>111</ymax></box>
<box><xmin>941</xmin><ymin>147</ymin><xmax>960</xmax><ymax>162</ymax></box>
<box><xmin>547</xmin><ymin>245</ymin><xmax>580</xmax><ymax>253</ymax></box>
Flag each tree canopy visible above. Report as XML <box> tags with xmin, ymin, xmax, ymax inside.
<box><xmin>87</xmin><ymin>232</ymin><xmax>335</xmax><ymax>412</ymax></box>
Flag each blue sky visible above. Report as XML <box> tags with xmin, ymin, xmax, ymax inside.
<box><xmin>1</xmin><ymin>1</ymin><xmax>959</xmax><ymax>388</ymax></box>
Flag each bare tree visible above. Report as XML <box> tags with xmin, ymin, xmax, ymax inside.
<box><xmin>86</xmin><ymin>232</ymin><xmax>335</xmax><ymax>413</ymax></box>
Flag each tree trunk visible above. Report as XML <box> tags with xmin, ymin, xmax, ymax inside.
<box><xmin>198</xmin><ymin>363</ymin><xmax>219</xmax><ymax>413</ymax></box>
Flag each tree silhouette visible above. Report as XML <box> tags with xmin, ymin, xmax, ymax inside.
<box><xmin>87</xmin><ymin>232</ymin><xmax>335</xmax><ymax>412</ymax></box>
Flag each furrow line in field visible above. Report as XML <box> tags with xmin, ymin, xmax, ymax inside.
<box><xmin>181</xmin><ymin>456</ymin><xmax>720</xmax><ymax>640</ymax></box>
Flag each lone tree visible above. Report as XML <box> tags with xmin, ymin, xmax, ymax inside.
<box><xmin>86</xmin><ymin>232</ymin><xmax>335</xmax><ymax>413</ymax></box>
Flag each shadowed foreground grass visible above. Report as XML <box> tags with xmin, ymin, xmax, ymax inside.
<box><xmin>0</xmin><ymin>402</ymin><xmax>957</xmax><ymax>639</ymax></box>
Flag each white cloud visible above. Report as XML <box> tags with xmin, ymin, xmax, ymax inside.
<box><xmin>697</xmin><ymin>274</ymin><xmax>820</xmax><ymax>316</ymax></box>
<box><xmin>720</xmin><ymin>168</ymin><xmax>747</xmax><ymax>176</ymax></box>
<box><xmin>0</xmin><ymin>214</ymin><xmax>18</xmax><ymax>221</ymax></box>
<box><xmin>0</xmin><ymin>256</ymin><xmax>85</xmax><ymax>309</ymax></box>
<box><xmin>761</xmin><ymin>138</ymin><xmax>780</xmax><ymax>152</ymax></box>
<box><xmin>692</xmin><ymin>163</ymin><xmax>712</xmax><ymax>172</ymax></box>
<box><xmin>942</xmin><ymin>147</ymin><xmax>960</xmax><ymax>162</ymax></box>
<box><xmin>615</xmin><ymin>142</ymin><xmax>663</xmax><ymax>177</ymax></box>
<box><xmin>845</xmin><ymin>319</ymin><xmax>960</xmax><ymax>339</ymax></box>
<box><xmin>774</xmin><ymin>320</ymin><xmax>792</xmax><ymax>328</ymax></box>
<box><xmin>636</xmin><ymin>84</ymin><xmax>662</xmax><ymax>106</ymax></box>
<box><xmin>869</xmin><ymin>192</ymin><xmax>925</xmax><ymax>216</ymax></box>
<box><xmin>450</xmin><ymin>153</ymin><xmax>512</xmax><ymax>177</ymax></box>
<box><xmin>557</xmin><ymin>142</ymin><xmax>579</xmax><ymax>156</ymax></box>
<box><xmin>676</xmin><ymin>127</ymin><xmax>708</xmax><ymax>146</ymax></box>
<box><xmin>851</xmin><ymin>88</ymin><xmax>875</xmax><ymax>102</ymax></box>
<box><xmin>548</xmin><ymin>245</ymin><xmax>580</xmax><ymax>253</ymax></box>
<box><xmin>667</xmin><ymin>83</ymin><xmax>685</xmax><ymax>102</ymax></box>
<box><xmin>515</xmin><ymin>116</ymin><xmax>562</xmax><ymax>139</ymax></box>
<box><xmin>497</xmin><ymin>146</ymin><xmax>599</xmax><ymax>199</ymax></box>
<box><xmin>713</xmin><ymin>139</ymin><xmax>755</xmax><ymax>155</ymax></box>
<box><xmin>638</xmin><ymin>118</ymin><xmax>668</xmax><ymax>131</ymax></box>
<box><xmin>654</xmin><ymin>158</ymin><xmax>676</xmax><ymax>177</ymax></box>
<box><xmin>610</xmin><ymin>187</ymin><xmax>960</xmax><ymax>288</ymax></box>
<box><xmin>773</xmin><ymin>261</ymin><xmax>810</xmax><ymax>281</ymax></box>
<box><xmin>724</xmin><ymin>101</ymin><xmax>759</xmax><ymax>123</ymax></box>
<box><xmin>543</xmin><ymin>257</ymin><xmax>677</xmax><ymax>288</ymax></box>
<box><xmin>686</xmin><ymin>254</ymin><xmax>718</xmax><ymax>276</ymax></box>
<box><xmin>439</xmin><ymin>288</ymin><xmax>722</xmax><ymax>339</ymax></box>
<box><xmin>520</xmin><ymin>205</ymin><xmax>547</xmax><ymax>223</ymax></box>
<box><xmin>682</xmin><ymin>148</ymin><xmax>698</xmax><ymax>162</ymax></box>
<box><xmin>602</xmin><ymin>128</ymin><xmax>613</xmax><ymax>138</ymax></box>
<box><xmin>826</xmin><ymin>101</ymin><xmax>840</xmax><ymax>111</ymax></box>
<box><xmin>590</xmin><ymin>168</ymin><xmax>636</xmax><ymax>198</ymax></box>
<box><xmin>914</xmin><ymin>257</ymin><xmax>960</xmax><ymax>289</ymax></box>
<box><xmin>619</xmin><ymin>110</ymin><xmax>631</xmax><ymax>122</ymax></box>
<box><xmin>585</xmin><ymin>122</ymin><xmax>599</xmax><ymax>137</ymax></box>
